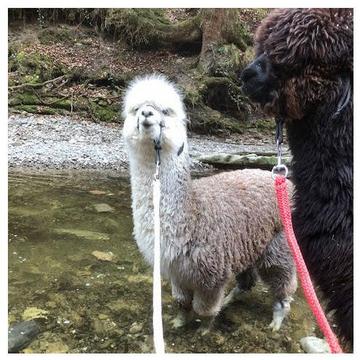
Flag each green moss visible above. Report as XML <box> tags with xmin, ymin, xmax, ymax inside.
<box><xmin>252</xmin><ymin>118</ymin><xmax>276</xmax><ymax>133</ymax></box>
<box><xmin>188</xmin><ymin>106</ymin><xmax>247</xmax><ymax>135</ymax></box>
<box><xmin>88</xmin><ymin>101</ymin><xmax>119</xmax><ymax>123</ymax></box>
<box><xmin>23</xmin><ymin>74</ymin><xmax>41</xmax><ymax>84</ymax></box>
<box><xmin>9</xmin><ymin>92</ymin><xmax>38</xmax><ymax>106</ymax></box>
<box><xmin>104</xmin><ymin>9</ymin><xmax>170</xmax><ymax>48</ymax></box>
<box><xmin>11</xmin><ymin>48</ymin><xmax>65</xmax><ymax>84</ymax></box>
<box><xmin>213</xmin><ymin>9</ymin><xmax>253</xmax><ymax>52</ymax></box>
<box><xmin>13</xmin><ymin>104</ymin><xmax>39</xmax><ymax>113</ymax></box>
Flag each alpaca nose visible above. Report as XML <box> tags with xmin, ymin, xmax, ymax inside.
<box><xmin>142</xmin><ymin>118</ymin><xmax>153</xmax><ymax>128</ymax></box>
<box><xmin>240</xmin><ymin>53</ymin><xmax>268</xmax><ymax>84</ymax></box>
<box><xmin>241</xmin><ymin>66</ymin><xmax>258</xmax><ymax>83</ymax></box>
<box><xmin>141</xmin><ymin>109</ymin><xmax>153</xmax><ymax>118</ymax></box>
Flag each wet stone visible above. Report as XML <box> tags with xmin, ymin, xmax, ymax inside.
<box><xmin>93</xmin><ymin>203</ymin><xmax>115</xmax><ymax>213</ymax></box>
<box><xmin>92</xmin><ymin>250</ymin><xmax>117</xmax><ymax>262</ymax></box>
<box><xmin>53</xmin><ymin>228</ymin><xmax>110</xmax><ymax>241</ymax></box>
<box><xmin>300</xmin><ymin>336</ymin><xmax>330</xmax><ymax>353</ymax></box>
<box><xmin>129</xmin><ymin>322</ymin><xmax>143</xmax><ymax>334</ymax></box>
<box><xmin>22</xmin><ymin>307</ymin><xmax>49</xmax><ymax>321</ymax></box>
<box><xmin>106</xmin><ymin>299</ymin><xmax>139</xmax><ymax>314</ymax></box>
<box><xmin>46</xmin><ymin>340</ymin><xmax>69</xmax><ymax>353</ymax></box>
<box><xmin>45</xmin><ymin>301</ymin><xmax>57</xmax><ymax>309</ymax></box>
<box><xmin>8</xmin><ymin>320</ymin><xmax>40</xmax><ymax>353</ymax></box>
<box><xmin>89</xmin><ymin>190</ymin><xmax>107</xmax><ymax>195</ymax></box>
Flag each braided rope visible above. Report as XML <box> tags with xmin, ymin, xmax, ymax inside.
<box><xmin>274</xmin><ymin>175</ymin><xmax>342</xmax><ymax>353</ymax></box>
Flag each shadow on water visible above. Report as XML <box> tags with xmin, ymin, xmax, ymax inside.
<box><xmin>8</xmin><ymin>170</ymin><xmax>317</xmax><ymax>353</ymax></box>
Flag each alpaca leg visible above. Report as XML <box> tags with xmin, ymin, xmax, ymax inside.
<box><xmin>269</xmin><ymin>297</ymin><xmax>292</xmax><ymax>331</ymax></box>
<box><xmin>192</xmin><ymin>286</ymin><xmax>225</xmax><ymax>335</ymax></box>
<box><xmin>256</xmin><ymin>232</ymin><xmax>297</xmax><ymax>331</ymax></box>
<box><xmin>223</xmin><ymin>267</ymin><xmax>257</xmax><ymax>308</ymax></box>
<box><xmin>170</xmin><ymin>278</ymin><xmax>194</xmax><ymax>329</ymax></box>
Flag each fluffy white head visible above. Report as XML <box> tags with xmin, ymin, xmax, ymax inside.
<box><xmin>122</xmin><ymin>74</ymin><xmax>187</xmax><ymax>155</ymax></box>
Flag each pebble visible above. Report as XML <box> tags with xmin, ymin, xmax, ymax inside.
<box><xmin>129</xmin><ymin>322</ymin><xmax>143</xmax><ymax>334</ymax></box>
<box><xmin>92</xmin><ymin>250</ymin><xmax>117</xmax><ymax>262</ymax></box>
<box><xmin>22</xmin><ymin>307</ymin><xmax>48</xmax><ymax>321</ymax></box>
<box><xmin>89</xmin><ymin>189</ymin><xmax>107</xmax><ymax>195</ymax></box>
<box><xmin>93</xmin><ymin>203</ymin><xmax>115</xmax><ymax>213</ymax></box>
<box><xmin>300</xmin><ymin>336</ymin><xmax>330</xmax><ymax>353</ymax></box>
<box><xmin>8</xmin><ymin>114</ymin><xmax>275</xmax><ymax>172</ymax></box>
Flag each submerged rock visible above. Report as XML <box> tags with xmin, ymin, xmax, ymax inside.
<box><xmin>93</xmin><ymin>203</ymin><xmax>115</xmax><ymax>213</ymax></box>
<box><xmin>89</xmin><ymin>189</ymin><xmax>107</xmax><ymax>195</ymax></box>
<box><xmin>53</xmin><ymin>228</ymin><xmax>110</xmax><ymax>241</ymax></box>
<box><xmin>22</xmin><ymin>307</ymin><xmax>49</xmax><ymax>321</ymax></box>
<box><xmin>106</xmin><ymin>299</ymin><xmax>139</xmax><ymax>313</ymax></box>
<box><xmin>45</xmin><ymin>341</ymin><xmax>69</xmax><ymax>353</ymax></box>
<box><xmin>300</xmin><ymin>336</ymin><xmax>330</xmax><ymax>353</ymax></box>
<box><xmin>92</xmin><ymin>250</ymin><xmax>117</xmax><ymax>262</ymax></box>
<box><xmin>8</xmin><ymin>320</ymin><xmax>40</xmax><ymax>353</ymax></box>
<box><xmin>129</xmin><ymin>322</ymin><xmax>143</xmax><ymax>334</ymax></box>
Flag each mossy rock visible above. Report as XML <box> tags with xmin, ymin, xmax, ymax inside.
<box><xmin>200</xmin><ymin>77</ymin><xmax>253</xmax><ymax>120</ymax></box>
<box><xmin>188</xmin><ymin>105</ymin><xmax>247</xmax><ymax>135</ymax></box>
<box><xmin>88</xmin><ymin>100</ymin><xmax>120</xmax><ymax>123</ymax></box>
<box><xmin>10</xmin><ymin>49</ymin><xmax>65</xmax><ymax>84</ymax></box>
<box><xmin>104</xmin><ymin>9</ymin><xmax>170</xmax><ymax>48</ymax></box>
<box><xmin>9</xmin><ymin>92</ymin><xmax>38</xmax><ymax>106</ymax></box>
<box><xmin>12</xmin><ymin>104</ymin><xmax>39</xmax><ymax>114</ymax></box>
<box><xmin>195</xmin><ymin>153</ymin><xmax>292</xmax><ymax>170</ymax></box>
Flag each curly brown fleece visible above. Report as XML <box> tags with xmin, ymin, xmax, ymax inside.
<box><xmin>241</xmin><ymin>8</ymin><xmax>353</xmax><ymax>347</ymax></box>
<box><xmin>255</xmin><ymin>8</ymin><xmax>353</xmax><ymax>119</ymax></box>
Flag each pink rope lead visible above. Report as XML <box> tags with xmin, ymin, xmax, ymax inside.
<box><xmin>274</xmin><ymin>175</ymin><xmax>343</xmax><ymax>353</ymax></box>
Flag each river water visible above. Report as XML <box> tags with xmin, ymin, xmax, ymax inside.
<box><xmin>8</xmin><ymin>170</ymin><xmax>318</xmax><ymax>353</ymax></box>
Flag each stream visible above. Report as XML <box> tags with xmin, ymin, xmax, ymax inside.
<box><xmin>8</xmin><ymin>170</ymin><xmax>318</xmax><ymax>353</ymax></box>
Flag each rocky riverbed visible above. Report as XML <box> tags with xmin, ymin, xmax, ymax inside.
<box><xmin>8</xmin><ymin>114</ymin><xmax>332</xmax><ymax>354</ymax></box>
<box><xmin>8</xmin><ymin>171</ymin><xmax>320</xmax><ymax>353</ymax></box>
<box><xmin>8</xmin><ymin>114</ymin><xmax>279</xmax><ymax>172</ymax></box>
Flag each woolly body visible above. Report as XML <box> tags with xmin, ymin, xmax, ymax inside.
<box><xmin>241</xmin><ymin>8</ymin><xmax>353</xmax><ymax>345</ymax></box>
<box><xmin>123</xmin><ymin>75</ymin><xmax>296</xmax><ymax>327</ymax></box>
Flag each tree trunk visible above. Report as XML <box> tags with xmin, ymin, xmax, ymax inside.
<box><xmin>198</xmin><ymin>9</ymin><xmax>251</xmax><ymax>72</ymax></box>
<box><xmin>199</xmin><ymin>9</ymin><xmax>226</xmax><ymax>72</ymax></box>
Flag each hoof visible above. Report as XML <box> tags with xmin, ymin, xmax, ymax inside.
<box><xmin>171</xmin><ymin>316</ymin><xmax>186</xmax><ymax>329</ymax></box>
<box><xmin>223</xmin><ymin>286</ymin><xmax>244</xmax><ymax>309</ymax></box>
<box><xmin>196</xmin><ymin>325</ymin><xmax>211</xmax><ymax>336</ymax></box>
<box><xmin>195</xmin><ymin>315</ymin><xmax>214</xmax><ymax>336</ymax></box>
<box><xmin>268</xmin><ymin>319</ymin><xmax>282</xmax><ymax>332</ymax></box>
<box><xmin>170</xmin><ymin>309</ymin><xmax>194</xmax><ymax>329</ymax></box>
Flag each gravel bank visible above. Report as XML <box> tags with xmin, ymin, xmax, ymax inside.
<box><xmin>8</xmin><ymin>115</ymin><xmax>276</xmax><ymax>173</ymax></box>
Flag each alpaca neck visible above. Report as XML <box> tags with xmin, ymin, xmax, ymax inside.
<box><xmin>286</xmin><ymin>94</ymin><xmax>352</xmax><ymax>237</ymax></box>
<box><xmin>127</xmin><ymin>141</ymin><xmax>191</xmax><ymax>266</ymax></box>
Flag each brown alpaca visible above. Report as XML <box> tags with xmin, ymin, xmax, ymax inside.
<box><xmin>241</xmin><ymin>8</ymin><xmax>353</xmax><ymax>348</ymax></box>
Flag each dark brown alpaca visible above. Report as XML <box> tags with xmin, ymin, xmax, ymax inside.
<box><xmin>240</xmin><ymin>8</ymin><xmax>353</xmax><ymax>348</ymax></box>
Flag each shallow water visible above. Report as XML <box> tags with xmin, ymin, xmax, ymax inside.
<box><xmin>8</xmin><ymin>170</ymin><xmax>318</xmax><ymax>353</ymax></box>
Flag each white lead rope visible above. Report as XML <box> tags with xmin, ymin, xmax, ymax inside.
<box><xmin>152</xmin><ymin>163</ymin><xmax>165</xmax><ymax>354</ymax></box>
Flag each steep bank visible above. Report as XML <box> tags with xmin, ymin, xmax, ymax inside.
<box><xmin>8</xmin><ymin>9</ymin><xmax>274</xmax><ymax>136</ymax></box>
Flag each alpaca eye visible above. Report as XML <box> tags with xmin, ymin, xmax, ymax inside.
<box><xmin>133</xmin><ymin>107</ymin><xmax>139</xmax><ymax>113</ymax></box>
<box><xmin>162</xmin><ymin>109</ymin><xmax>170</xmax><ymax>116</ymax></box>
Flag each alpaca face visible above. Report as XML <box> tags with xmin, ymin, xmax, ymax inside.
<box><xmin>241</xmin><ymin>8</ymin><xmax>353</xmax><ymax>120</ymax></box>
<box><xmin>122</xmin><ymin>75</ymin><xmax>187</xmax><ymax>154</ymax></box>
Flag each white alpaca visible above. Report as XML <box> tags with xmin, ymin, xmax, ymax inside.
<box><xmin>122</xmin><ymin>74</ymin><xmax>297</xmax><ymax>332</ymax></box>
